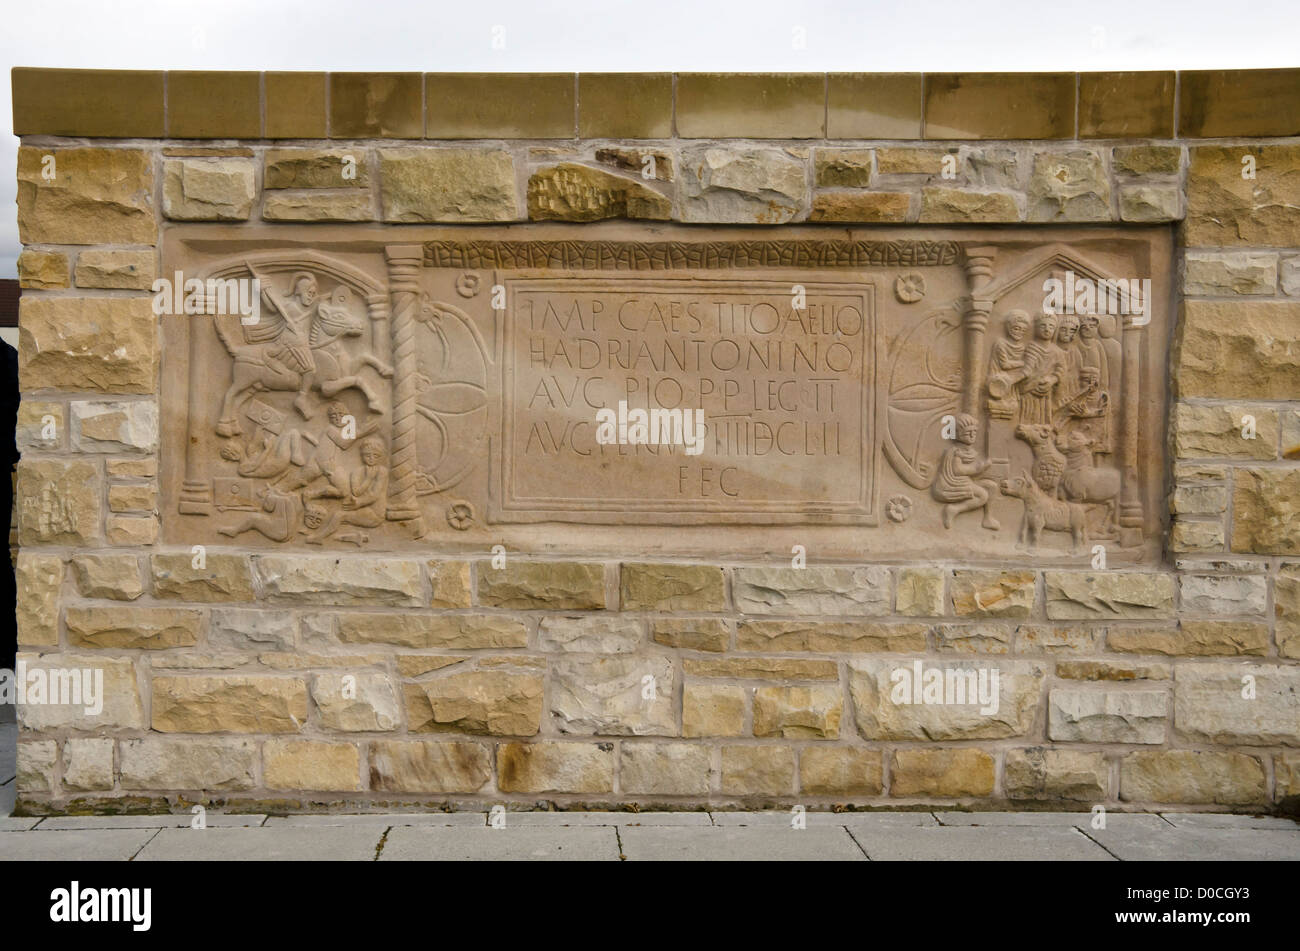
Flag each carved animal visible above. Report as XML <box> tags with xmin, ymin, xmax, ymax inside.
<box><xmin>1059</xmin><ymin>430</ymin><xmax>1121</xmax><ymax>531</ymax></box>
<box><xmin>308</xmin><ymin>289</ymin><xmax>393</xmax><ymax>414</ymax></box>
<box><xmin>1014</xmin><ymin>423</ymin><xmax>1066</xmax><ymax>494</ymax></box>
<box><xmin>1000</xmin><ymin>470</ymin><xmax>1088</xmax><ymax>553</ymax></box>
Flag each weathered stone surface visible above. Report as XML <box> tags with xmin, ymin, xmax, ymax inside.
<box><xmin>1275</xmin><ymin>753</ymin><xmax>1300</xmax><ymax>805</ymax></box>
<box><xmin>19</xmin><ymin>297</ymin><xmax>156</xmax><ymax>393</ymax></box>
<box><xmin>950</xmin><ymin>570</ymin><xmax>1036</xmax><ymax>618</ymax></box>
<box><xmin>16</xmin><ymin>653</ymin><xmax>144</xmax><ymax>730</ymax></box>
<box><xmin>1048</xmin><ymin>688</ymin><xmax>1168</xmax><ymax>743</ymax></box>
<box><xmin>1284</xmin><ymin>408</ymin><xmax>1300</xmax><ymax>458</ymax></box>
<box><xmin>1172</xmin><ymin>484</ymin><xmax>1230</xmax><ymax>517</ymax></box>
<box><xmin>621</xmin><ymin>563</ymin><xmax>724</xmax><ymax>611</ymax></box>
<box><xmin>120</xmin><ymin>737</ymin><xmax>257</xmax><ymax>791</ymax></box>
<box><xmin>809</xmin><ymin>192</ymin><xmax>911</xmax><ymax>222</ymax></box>
<box><xmin>1120</xmin><ymin>750</ymin><xmax>1266</xmax><ymax>805</ymax></box>
<box><xmin>1004</xmin><ymin>748</ymin><xmax>1107</xmax><ymax>801</ymax></box>
<box><xmin>752</xmin><ymin>685</ymin><xmax>842</xmax><ymax>738</ymax></box>
<box><xmin>1056</xmin><ymin>660</ymin><xmax>1170</xmax><ymax>681</ymax></box>
<box><xmin>849</xmin><ymin>658</ymin><xmax>1044</xmax><ymax>740</ymax></box>
<box><xmin>733</xmin><ymin>566</ymin><xmax>890</xmax><ymax>616</ymax></box>
<box><xmin>875</xmin><ymin>147</ymin><xmax>948</xmax><ymax>175</ymax></box>
<box><xmin>427</xmin><ymin>561</ymin><xmax>472</xmax><ymax>609</ymax></box>
<box><xmin>682</xmin><ymin>683</ymin><xmax>746</xmax><ymax>737</ymax></box>
<box><xmin>478</xmin><ymin>561</ymin><xmax>605</xmax><ymax>610</ymax></box>
<box><xmin>1174</xmin><ymin>403</ymin><xmax>1278</xmax><ymax>460</ymax></box>
<box><xmin>17</xmin><ymin>249</ymin><xmax>69</xmax><ymax>289</ymax></box>
<box><xmin>538</xmin><ymin>615</ymin><xmax>642</xmax><ymax>653</ymax></box>
<box><xmin>1028</xmin><ymin>151</ymin><xmax>1110</xmax><ymax>221</ymax></box>
<box><xmin>264</xmin><ymin>739</ymin><xmax>360</xmax><ymax>791</ymax></box>
<box><xmin>679</xmin><ymin>148</ymin><xmax>806</xmax><ymax>224</ymax></box>
<box><xmin>593</xmin><ymin>147</ymin><xmax>674</xmax><ymax>182</ymax></box>
<box><xmin>16</xmin><ymin>400</ymin><xmax>63</xmax><ymax>451</ymax></box>
<box><xmin>1108</xmin><ymin>621</ymin><xmax>1269</xmax><ymax>656</ymax></box>
<box><xmin>1177</xmin><ymin>302</ymin><xmax>1300</xmax><ymax>399</ymax></box>
<box><xmin>16</xmin><ymin>554</ymin><xmax>63</xmax><ymax>647</ymax></box>
<box><xmin>890</xmin><ymin>749</ymin><xmax>994</xmax><ymax>797</ymax></box>
<box><xmin>1186</xmin><ymin>145</ymin><xmax>1300</xmax><ymax>246</ymax></box>
<box><xmin>66</xmin><ymin>605</ymin><xmax>199</xmax><ymax>649</ymax></box>
<box><xmin>1014</xmin><ymin>624</ymin><xmax>1104</xmax><ymax>654</ymax></box>
<box><xmin>550</xmin><ymin>654</ymin><xmax>675</xmax><ymax>735</ymax></box>
<box><xmin>1113</xmin><ymin>145</ymin><xmax>1181</xmax><ymax>176</ymax></box>
<box><xmin>933</xmin><ymin>623</ymin><xmax>1012</xmax><ymax>653</ymax></box>
<box><xmin>1184</xmin><ymin>252</ymin><xmax>1278</xmax><ymax>296</ymax></box>
<box><xmin>497</xmin><ymin>742</ymin><xmax>614</xmax><ymax>794</ymax></box>
<box><xmin>620</xmin><ymin>742</ymin><xmax>711</xmax><ymax>795</ymax></box>
<box><xmin>105</xmin><ymin>515</ymin><xmax>158</xmax><ymax>546</ymax></box>
<box><xmin>151</xmin><ymin>553</ymin><xmax>254</xmax><ymax>602</ymax></box>
<box><xmin>106</xmin><ymin>458</ymin><xmax>156</xmax><ymax>479</ymax></box>
<box><xmin>369</xmin><ymin>740</ymin><xmax>491</xmax><ymax>793</ymax></box>
<box><xmin>163</xmin><ymin>157</ymin><xmax>255</xmax><ymax>220</ymax></box>
<box><xmin>15</xmin><ymin>459</ymin><xmax>101</xmax><ymax>545</ymax></box>
<box><xmin>799</xmin><ymin>747</ymin><xmax>883</xmax><ymax>796</ymax></box>
<box><xmin>264</xmin><ymin>149</ymin><xmax>368</xmax><ymax>188</ymax></box>
<box><xmin>209</xmin><ymin>608</ymin><xmax>294</xmax><ymax>651</ymax></box>
<box><xmin>108</xmin><ymin>483</ymin><xmax>157</xmax><ymax>513</ymax></box>
<box><xmin>311</xmin><ymin>672</ymin><xmax>400</xmax><ymax>732</ymax></box>
<box><xmin>738</xmin><ymin>620</ymin><xmax>926</xmax><ymax>653</ymax></box>
<box><xmin>338</xmin><ymin>613</ymin><xmax>526</xmax><ymax>649</ymax></box>
<box><xmin>919</xmin><ymin>188</ymin><xmax>1019</xmax><ymax>222</ymax></box>
<box><xmin>814</xmin><ymin>148</ymin><xmax>874</xmax><ymax>185</ymax></box>
<box><xmin>17</xmin><ymin>146</ymin><xmax>153</xmax><ymax>244</ymax></box>
<box><xmin>1174</xmin><ymin>663</ymin><xmax>1300</xmax><ymax>745</ymax></box>
<box><xmin>73</xmin><ymin>249</ymin><xmax>155</xmax><ymax>290</ymax></box>
<box><xmin>1277</xmin><ymin>569</ymin><xmax>1300</xmax><ymax>660</ymax></box>
<box><xmin>380</xmin><ymin>149</ymin><xmax>517</xmax><ymax>222</ymax></box>
<box><xmin>684</xmin><ymin>657</ymin><xmax>837</xmax><ymax>681</ymax></box>
<box><xmin>652</xmin><ymin>618</ymin><xmax>729</xmax><ymax>652</ymax></box>
<box><xmin>1045</xmin><ymin>572</ymin><xmax>1175</xmax><ymax>620</ymax></box>
<box><xmin>1118</xmin><ymin>185</ymin><xmax>1181</xmax><ymax>222</ymax></box>
<box><xmin>262</xmin><ymin>191</ymin><xmax>372</xmax><ymax>222</ymax></box>
<box><xmin>405</xmin><ymin>670</ymin><xmax>543</xmax><ymax>736</ymax></box>
<box><xmin>896</xmin><ymin>567</ymin><xmax>945</xmax><ymax>617</ymax></box>
<box><xmin>69</xmin><ymin>400</ymin><xmax>157</xmax><ymax>452</ymax></box>
<box><xmin>1232</xmin><ymin>469</ymin><xmax>1300</xmax><ymax>553</ymax></box>
<box><xmin>16</xmin><ymin>740</ymin><xmax>56</xmax><ymax>793</ymax></box>
<box><xmin>721</xmin><ymin>746</ymin><xmax>796</xmax><ymax>797</ymax></box>
<box><xmin>1180</xmin><ymin>574</ymin><xmax>1267</xmax><ymax>616</ymax></box>
<box><xmin>528</xmin><ymin>164</ymin><xmax>670</xmax><ymax>222</ymax></box>
<box><xmin>1171</xmin><ymin>520</ymin><xmax>1227</xmax><ymax>553</ymax></box>
<box><xmin>255</xmin><ymin>556</ymin><xmax>423</xmax><ymax>606</ymax></box>
<box><xmin>152</xmin><ymin>676</ymin><xmax>307</xmax><ymax>733</ymax></box>
<box><xmin>62</xmin><ymin>737</ymin><xmax>114</xmax><ymax>791</ymax></box>
<box><xmin>965</xmin><ymin>148</ymin><xmax>1020</xmax><ymax>189</ymax></box>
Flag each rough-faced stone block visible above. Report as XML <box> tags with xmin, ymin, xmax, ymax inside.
<box><xmin>17</xmin><ymin>146</ymin><xmax>153</xmax><ymax>244</ymax></box>
<box><xmin>162</xmin><ymin>158</ymin><xmax>256</xmax><ymax>220</ymax></box>
<box><xmin>264</xmin><ymin>739</ymin><xmax>361</xmax><ymax>792</ymax></box>
<box><xmin>1044</xmin><ymin>572</ymin><xmax>1175</xmax><ymax>620</ymax></box>
<box><xmin>1173</xmin><ymin>663</ymin><xmax>1300</xmax><ymax>745</ymax></box>
<box><xmin>621</xmin><ymin>563</ymin><xmax>724</xmax><ymax>612</ymax></box>
<box><xmin>497</xmin><ymin>742</ymin><xmax>614</xmax><ymax>794</ymax></box>
<box><xmin>799</xmin><ymin>747</ymin><xmax>884</xmax><ymax>796</ymax></box>
<box><xmin>1047</xmin><ymin>688</ymin><xmax>1168</xmax><ymax>744</ymax></box>
<box><xmin>682</xmin><ymin>683</ymin><xmax>746</xmax><ymax>737</ymax></box>
<box><xmin>1004</xmin><ymin>748</ymin><xmax>1108</xmax><ymax>801</ymax></box>
<box><xmin>1120</xmin><ymin>750</ymin><xmax>1266</xmax><ymax>805</ymax></box>
<box><xmin>255</xmin><ymin>556</ymin><xmax>423</xmax><ymax>606</ymax></box>
<box><xmin>312</xmin><ymin>672</ymin><xmax>400</xmax><ymax>732</ymax></box>
<box><xmin>477</xmin><ymin>562</ymin><xmax>605</xmax><ymax>610</ymax></box>
<box><xmin>120</xmin><ymin>737</ymin><xmax>257</xmax><ymax>790</ymax></box>
<box><xmin>890</xmin><ymin>749</ymin><xmax>994</xmax><ymax>797</ymax></box>
<box><xmin>679</xmin><ymin>147</ymin><xmax>806</xmax><ymax>223</ymax></box>
<box><xmin>620</xmin><ymin>742</ymin><xmax>711</xmax><ymax>796</ymax></box>
<box><xmin>721</xmin><ymin>746</ymin><xmax>796</xmax><ymax>797</ymax></box>
<box><xmin>369</xmin><ymin>740</ymin><xmax>491</xmax><ymax>793</ymax></box>
<box><xmin>380</xmin><ymin>150</ymin><xmax>517</xmax><ymax>222</ymax></box>
<box><xmin>66</xmin><ymin>605</ymin><xmax>200</xmax><ymax>649</ymax></box>
<box><xmin>152</xmin><ymin>676</ymin><xmax>307</xmax><ymax>733</ymax></box>
<box><xmin>16</xmin><ymin>554</ymin><xmax>63</xmax><ymax>647</ymax></box>
<box><xmin>752</xmin><ymin>685</ymin><xmax>842</xmax><ymax>738</ymax></box>
<box><xmin>733</xmin><ymin>566</ymin><xmax>889</xmax><ymax>616</ymax></box>
<box><xmin>404</xmin><ymin>670</ymin><xmax>543</xmax><ymax>736</ymax></box>
<box><xmin>19</xmin><ymin>297</ymin><xmax>157</xmax><ymax>393</ymax></box>
<box><xmin>15</xmin><ymin>459</ymin><xmax>102</xmax><ymax>546</ymax></box>
<box><xmin>550</xmin><ymin>654</ymin><xmax>675</xmax><ymax>735</ymax></box>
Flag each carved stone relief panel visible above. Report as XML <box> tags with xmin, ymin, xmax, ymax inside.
<box><xmin>160</xmin><ymin>225</ymin><xmax>1172</xmax><ymax>562</ymax></box>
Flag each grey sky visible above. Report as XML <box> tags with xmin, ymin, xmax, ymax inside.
<box><xmin>4</xmin><ymin>0</ymin><xmax>1299</xmax><ymax>276</ymax></box>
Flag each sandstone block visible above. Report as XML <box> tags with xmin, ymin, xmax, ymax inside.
<box><xmin>732</xmin><ymin>566</ymin><xmax>890</xmax><ymax>616</ymax></box>
<box><xmin>152</xmin><ymin>676</ymin><xmax>307</xmax><ymax>733</ymax></box>
<box><xmin>1047</xmin><ymin>688</ymin><xmax>1168</xmax><ymax>743</ymax></box>
<box><xmin>620</xmin><ymin>742</ymin><xmax>711</xmax><ymax>796</ymax></box>
<box><xmin>890</xmin><ymin>749</ymin><xmax>994</xmax><ymax>797</ymax></box>
<box><xmin>312</xmin><ymin>672</ymin><xmax>400</xmax><ymax>732</ymax></box>
<box><xmin>405</xmin><ymin>670</ymin><xmax>543</xmax><ymax>736</ymax></box>
<box><xmin>477</xmin><ymin>561</ymin><xmax>605</xmax><ymax>610</ymax></box>
<box><xmin>621</xmin><ymin>563</ymin><xmax>725</xmax><ymax>612</ymax></box>
<box><xmin>66</xmin><ymin>605</ymin><xmax>199</xmax><ymax>649</ymax></box>
<box><xmin>19</xmin><ymin>297</ymin><xmax>157</xmax><ymax>393</ymax></box>
<box><xmin>497</xmin><ymin>742</ymin><xmax>614</xmax><ymax>794</ymax></box>
<box><xmin>369</xmin><ymin>740</ymin><xmax>491</xmax><ymax>793</ymax></box>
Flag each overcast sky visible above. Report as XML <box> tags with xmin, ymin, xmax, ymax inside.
<box><xmin>4</xmin><ymin>0</ymin><xmax>1299</xmax><ymax>277</ymax></box>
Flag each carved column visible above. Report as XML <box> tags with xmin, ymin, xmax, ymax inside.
<box><xmin>1118</xmin><ymin>314</ymin><xmax>1144</xmax><ymax>546</ymax></box>
<box><xmin>961</xmin><ymin>246</ymin><xmax>998</xmax><ymax>418</ymax></box>
<box><xmin>179</xmin><ymin>312</ymin><xmax>214</xmax><ymax>513</ymax></box>
<box><xmin>384</xmin><ymin>246</ymin><xmax>424</xmax><ymax>530</ymax></box>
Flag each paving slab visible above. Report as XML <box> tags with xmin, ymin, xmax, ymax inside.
<box><xmin>849</xmin><ymin>825</ymin><xmax>1115</xmax><ymax>860</ymax></box>
<box><xmin>709</xmin><ymin>810</ymin><xmax>890</xmax><ymax>828</ymax></box>
<box><xmin>135</xmin><ymin>826</ymin><xmax>380</xmax><ymax>861</ymax></box>
<box><xmin>264</xmin><ymin>813</ymin><xmax>487</xmax><ymax>828</ymax></box>
<box><xmin>37</xmin><ymin>814</ymin><xmax>267</xmax><ymax>830</ymax></box>
<box><xmin>835</xmin><ymin>812</ymin><xmax>942</xmax><ymax>829</ymax></box>
<box><xmin>0</xmin><ymin>828</ymin><xmax>158</xmax><ymax>861</ymax></box>
<box><xmin>0</xmin><ymin>816</ymin><xmax>41</xmax><ymax>831</ymax></box>
<box><xmin>935</xmin><ymin>811</ymin><xmax>1171</xmax><ymax>831</ymax></box>
<box><xmin>380</xmin><ymin>825</ymin><xmax>620</xmax><ymax>860</ymax></box>
<box><xmin>1159</xmin><ymin>813</ymin><xmax>1300</xmax><ymax>831</ymax></box>
<box><xmin>621</xmin><ymin>825</ymin><xmax>867</xmax><ymax>861</ymax></box>
<box><xmin>1084</xmin><ymin>826</ymin><xmax>1300</xmax><ymax>861</ymax></box>
<box><xmin>496</xmin><ymin>811</ymin><xmax>710</xmax><ymax>827</ymax></box>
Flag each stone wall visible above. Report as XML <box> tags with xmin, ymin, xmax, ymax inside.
<box><xmin>10</xmin><ymin>68</ymin><xmax>1300</xmax><ymax>814</ymax></box>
